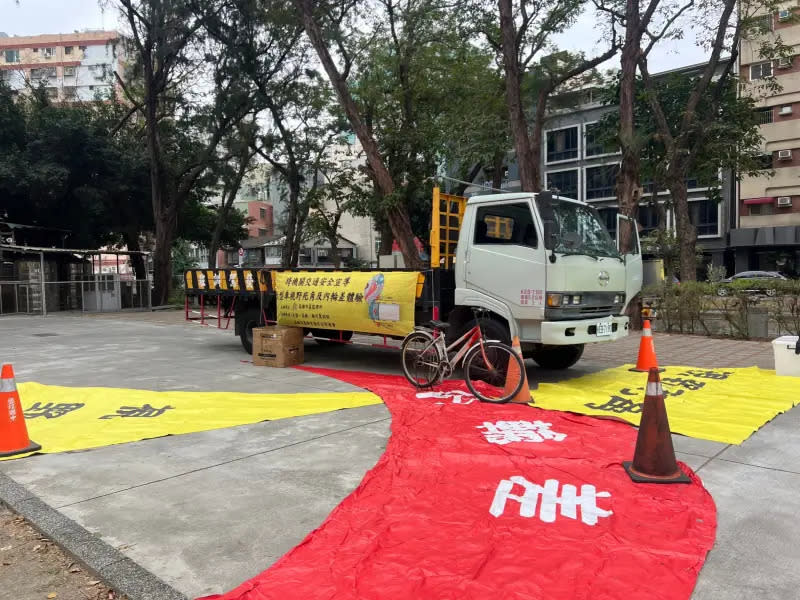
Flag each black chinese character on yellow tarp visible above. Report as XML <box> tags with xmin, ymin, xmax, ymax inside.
<box><xmin>679</xmin><ymin>370</ymin><xmax>733</xmax><ymax>380</ymax></box>
<box><xmin>24</xmin><ymin>402</ymin><xmax>84</xmax><ymax>419</ymax></box>
<box><xmin>585</xmin><ymin>396</ymin><xmax>642</xmax><ymax>414</ymax></box>
<box><xmin>661</xmin><ymin>377</ymin><xmax>705</xmax><ymax>391</ymax></box>
<box><xmin>99</xmin><ymin>404</ymin><xmax>174</xmax><ymax>419</ymax></box>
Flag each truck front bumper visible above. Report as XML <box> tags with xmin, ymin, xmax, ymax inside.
<box><xmin>540</xmin><ymin>315</ymin><xmax>629</xmax><ymax>345</ymax></box>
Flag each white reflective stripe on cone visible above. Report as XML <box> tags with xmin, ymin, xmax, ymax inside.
<box><xmin>645</xmin><ymin>381</ymin><xmax>662</xmax><ymax>397</ymax></box>
<box><xmin>0</xmin><ymin>379</ymin><xmax>16</xmax><ymax>392</ymax></box>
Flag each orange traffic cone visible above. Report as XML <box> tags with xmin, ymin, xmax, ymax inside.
<box><xmin>0</xmin><ymin>364</ymin><xmax>41</xmax><ymax>458</ymax></box>
<box><xmin>504</xmin><ymin>336</ymin><xmax>534</xmax><ymax>404</ymax></box>
<box><xmin>623</xmin><ymin>367</ymin><xmax>689</xmax><ymax>484</ymax></box>
<box><xmin>629</xmin><ymin>319</ymin><xmax>663</xmax><ymax>372</ymax></box>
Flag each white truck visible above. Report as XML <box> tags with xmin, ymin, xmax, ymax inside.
<box><xmin>186</xmin><ymin>188</ymin><xmax>643</xmax><ymax>370</ymax></box>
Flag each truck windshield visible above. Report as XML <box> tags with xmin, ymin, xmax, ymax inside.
<box><xmin>538</xmin><ymin>198</ymin><xmax>620</xmax><ymax>259</ymax></box>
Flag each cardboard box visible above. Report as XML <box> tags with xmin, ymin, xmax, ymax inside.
<box><xmin>252</xmin><ymin>326</ymin><xmax>305</xmax><ymax>368</ymax></box>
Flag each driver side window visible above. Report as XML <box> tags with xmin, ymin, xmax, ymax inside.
<box><xmin>474</xmin><ymin>203</ymin><xmax>538</xmax><ymax>248</ymax></box>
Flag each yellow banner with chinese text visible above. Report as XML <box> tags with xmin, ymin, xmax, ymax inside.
<box><xmin>533</xmin><ymin>365</ymin><xmax>798</xmax><ymax>445</ymax></box>
<box><xmin>274</xmin><ymin>271</ymin><xmax>421</xmax><ymax>336</ymax></box>
<box><xmin>0</xmin><ymin>383</ymin><xmax>381</xmax><ymax>461</ymax></box>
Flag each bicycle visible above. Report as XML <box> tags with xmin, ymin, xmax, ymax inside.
<box><xmin>400</xmin><ymin>312</ymin><xmax>525</xmax><ymax>403</ymax></box>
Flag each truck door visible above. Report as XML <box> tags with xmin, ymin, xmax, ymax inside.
<box><xmin>465</xmin><ymin>201</ymin><xmax>546</xmax><ymax>314</ymax></box>
<box><xmin>616</xmin><ymin>214</ymin><xmax>643</xmax><ymax>311</ymax></box>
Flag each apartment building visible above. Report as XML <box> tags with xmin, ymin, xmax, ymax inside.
<box><xmin>0</xmin><ymin>30</ymin><xmax>121</xmax><ymax>102</ymax></box>
<box><xmin>733</xmin><ymin>4</ymin><xmax>800</xmax><ymax>276</ymax></box>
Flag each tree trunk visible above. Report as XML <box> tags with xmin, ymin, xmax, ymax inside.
<box><xmin>498</xmin><ymin>0</ymin><xmax>538</xmax><ymax>192</ymax></box>
<box><xmin>329</xmin><ymin>235</ymin><xmax>340</xmax><ymax>268</ymax></box>
<box><xmin>668</xmin><ymin>179</ymin><xmax>697</xmax><ymax>281</ymax></box>
<box><xmin>122</xmin><ymin>231</ymin><xmax>147</xmax><ymax>281</ymax></box>
<box><xmin>282</xmin><ymin>175</ymin><xmax>301</xmax><ymax>267</ymax></box>
<box><xmin>152</xmin><ymin>214</ymin><xmax>176</xmax><ymax>306</ymax></box>
<box><xmin>379</xmin><ymin>220</ymin><xmax>393</xmax><ymax>256</ymax></box>
<box><xmin>294</xmin><ymin>0</ymin><xmax>422</xmax><ymax>269</ymax></box>
<box><xmin>615</xmin><ymin>0</ymin><xmax>642</xmax><ymax>255</ymax></box>
<box><xmin>491</xmin><ymin>150</ymin><xmax>505</xmax><ymax>189</ymax></box>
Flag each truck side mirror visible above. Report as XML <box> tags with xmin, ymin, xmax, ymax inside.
<box><xmin>543</xmin><ymin>221</ymin><xmax>557</xmax><ymax>251</ymax></box>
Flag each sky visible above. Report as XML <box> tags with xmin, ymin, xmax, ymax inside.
<box><xmin>1</xmin><ymin>0</ymin><xmax>709</xmax><ymax>73</ymax></box>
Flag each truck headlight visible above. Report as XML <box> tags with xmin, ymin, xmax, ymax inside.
<box><xmin>572</xmin><ymin>295</ymin><xmax>581</xmax><ymax>305</ymax></box>
<box><xmin>614</xmin><ymin>294</ymin><xmax>624</xmax><ymax>304</ymax></box>
<box><xmin>546</xmin><ymin>293</ymin><xmax>562</xmax><ymax>307</ymax></box>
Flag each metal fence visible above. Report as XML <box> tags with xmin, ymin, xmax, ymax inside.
<box><xmin>0</xmin><ymin>277</ymin><xmax>151</xmax><ymax>316</ymax></box>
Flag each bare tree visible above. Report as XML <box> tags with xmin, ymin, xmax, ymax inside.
<box><xmin>293</xmin><ymin>0</ymin><xmax>424</xmax><ymax>269</ymax></box>
<box><xmin>484</xmin><ymin>0</ymin><xmax>619</xmax><ymax>192</ymax></box>
<box><xmin>116</xmin><ymin>0</ymin><xmax>253</xmax><ymax>304</ymax></box>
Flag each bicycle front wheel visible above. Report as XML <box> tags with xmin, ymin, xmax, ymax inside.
<box><xmin>401</xmin><ymin>331</ymin><xmax>442</xmax><ymax>388</ymax></box>
<box><xmin>463</xmin><ymin>341</ymin><xmax>526</xmax><ymax>403</ymax></box>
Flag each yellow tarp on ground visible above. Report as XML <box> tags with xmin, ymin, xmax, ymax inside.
<box><xmin>2</xmin><ymin>383</ymin><xmax>382</xmax><ymax>461</ymax></box>
<box><xmin>533</xmin><ymin>365</ymin><xmax>798</xmax><ymax>445</ymax></box>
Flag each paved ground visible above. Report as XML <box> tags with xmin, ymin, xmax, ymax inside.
<box><xmin>0</xmin><ymin>312</ymin><xmax>798</xmax><ymax>599</ymax></box>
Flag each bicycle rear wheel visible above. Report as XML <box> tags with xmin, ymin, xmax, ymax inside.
<box><xmin>463</xmin><ymin>341</ymin><xmax>525</xmax><ymax>403</ymax></box>
<box><xmin>401</xmin><ymin>331</ymin><xmax>442</xmax><ymax>388</ymax></box>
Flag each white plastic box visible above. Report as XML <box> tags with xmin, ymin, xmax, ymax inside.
<box><xmin>772</xmin><ymin>336</ymin><xmax>800</xmax><ymax>377</ymax></box>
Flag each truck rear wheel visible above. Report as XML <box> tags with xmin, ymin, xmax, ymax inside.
<box><xmin>530</xmin><ymin>344</ymin><xmax>584</xmax><ymax>370</ymax></box>
<box><xmin>239</xmin><ymin>309</ymin><xmax>262</xmax><ymax>355</ymax></box>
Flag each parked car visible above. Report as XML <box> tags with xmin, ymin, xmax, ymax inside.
<box><xmin>716</xmin><ymin>271</ymin><xmax>788</xmax><ymax>296</ymax></box>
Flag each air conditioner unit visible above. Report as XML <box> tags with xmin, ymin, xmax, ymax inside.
<box><xmin>778</xmin><ymin>9</ymin><xmax>791</xmax><ymax>21</ymax></box>
<box><xmin>777</xmin><ymin>196</ymin><xmax>792</xmax><ymax>207</ymax></box>
<box><xmin>779</xmin><ymin>105</ymin><xmax>793</xmax><ymax>115</ymax></box>
<box><xmin>778</xmin><ymin>149</ymin><xmax>793</xmax><ymax>160</ymax></box>
<box><xmin>777</xmin><ymin>56</ymin><xmax>793</xmax><ymax>68</ymax></box>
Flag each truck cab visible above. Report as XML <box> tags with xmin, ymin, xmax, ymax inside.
<box><xmin>434</xmin><ymin>189</ymin><xmax>642</xmax><ymax>369</ymax></box>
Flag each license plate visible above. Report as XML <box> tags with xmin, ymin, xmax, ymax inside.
<box><xmin>596</xmin><ymin>321</ymin><xmax>612</xmax><ymax>337</ymax></box>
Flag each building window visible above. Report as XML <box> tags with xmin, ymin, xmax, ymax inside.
<box><xmin>637</xmin><ymin>205</ymin><xmax>661</xmax><ymax>236</ymax></box>
<box><xmin>258</xmin><ymin>228</ymin><xmax>267</xmax><ymax>237</ymax></box>
<box><xmin>259</xmin><ymin>208</ymin><xmax>266</xmax><ymax>219</ymax></box>
<box><xmin>265</xmin><ymin>246</ymin><xmax>281</xmax><ymax>258</ymax></box>
<box><xmin>546</xmin><ymin>170</ymin><xmax>579</xmax><ymax>199</ymax></box>
<box><xmin>585</xmin><ymin>164</ymin><xmax>619</xmax><ymax>200</ymax></box>
<box><xmin>43</xmin><ymin>47</ymin><xmax>56</xmax><ymax>58</ymax></box>
<box><xmin>30</xmin><ymin>67</ymin><xmax>56</xmax><ymax>80</ymax></box>
<box><xmin>757</xmin><ymin>153</ymin><xmax>773</xmax><ymax>170</ymax></box>
<box><xmin>32</xmin><ymin>47</ymin><xmax>39</xmax><ymax>53</ymax></box>
<box><xmin>689</xmin><ymin>200</ymin><xmax>719</xmax><ymax>236</ymax></box>
<box><xmin>755</xmin><ymin>106</ymin><xmax>774</xmax><ymax>124</ymax></box>
<box><xmin>474</xmin><ymin>203</ymin><xmax>537</xmax><ymax>248</ymax></box>
<box><xmin>63</xmin><ymin>66</ymin><xmax>76</xmax><ymax>77</ymax></box>
<box><xmin>750</xmin><ymin>61</ymin><xmax>773</xmax><ymax>80</ymax></box>
<box><xmin>546</xmin><ymin>127</ymin><xmax>579</xmax><ymax>163</ymax></box>
<box><xmin>584</xmin><ymin>122</ymin><xmax>616</xmax><ymax>157</ymax></box>
<box><xmin>64</xmin><ymin>46</ymin><xmax>73</xmax><ymax>55</ymax></box>
<box><xmin>749</xmin><ymin>203</ymin><xmax>774</xmax><ymax>216</ymax></box>
<box><xmin>45</xmin><ymin>87</ymin><xmax>58</xmax><ymax>100</ymax></box>
<box><xmin>597</xmin><ymin>207</ymin><xmax>619</xmax><ymax>238</ymax></box>
<box><xmin>751</xmin><ymin>14</ymin><xmax>773</xmax><ymax>32</ymax></box>
<box><xmin>4</xmin><ymin>50</ymin><xmax>20</xmax><ymax>63</ymax></box>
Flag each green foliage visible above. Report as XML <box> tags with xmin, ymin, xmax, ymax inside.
<box><xmin>0</xmin><ymin>83</ymin><xmax>151</xmax><ymax>249</ymax></box>
<box><xmin>645</xmin><ymin>279</ymin><xmax>800</xmax><ymax>339</ymax></box>
<box><xmin>171</xmin><ymin>239</ymin><xmax>198</xmax><ymax>289</ymax></box>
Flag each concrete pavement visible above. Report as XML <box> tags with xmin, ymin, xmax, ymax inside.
<box><xmin>1</xmin><ymin>313</ymin><xmax>798</xmax><ymax>599</ymax></box>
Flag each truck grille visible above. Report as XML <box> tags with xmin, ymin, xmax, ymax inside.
<box><xmin>579</xmin><ymin>305</ymin><xmax>614</xmax><ymax>317</ymax></box>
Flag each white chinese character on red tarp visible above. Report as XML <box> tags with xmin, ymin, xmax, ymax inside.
<box><xmin>416</xmin><ymin>391</ymin><xmax>476</xmax><ymax>405</ymax></box>
<box><xmin>490</xmin><ymin>476</ymin><xmax>612</xmax><ymax>526</ymax></box>
<box><xmin>477</xmin><ymin>420</ymin><xmax>566</xmax><ymax>445</ymax></box>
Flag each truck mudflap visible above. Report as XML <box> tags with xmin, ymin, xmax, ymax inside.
<box><xmin>540</xmin><ymin>315</ymin><xmax>629</xmax><ymax>345</ymax></box>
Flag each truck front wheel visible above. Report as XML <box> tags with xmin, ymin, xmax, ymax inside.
<box><xmin>530</xmin><ymin>344</ymin><xmax>584</xmax><ymax>370</ymax></box>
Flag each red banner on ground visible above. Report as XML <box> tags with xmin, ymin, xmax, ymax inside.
<box><xmin>201</xmin><ymin>369</ymin><xmax>716</xmax><ymax>600</ymax></box>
